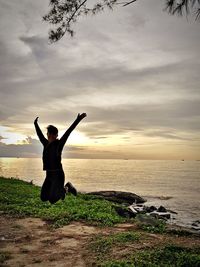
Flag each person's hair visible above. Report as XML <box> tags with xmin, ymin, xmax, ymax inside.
<box><xmin>47</xmin><ymin>125</ymin><xmax>58</xmax><ymax>135</ymax></box>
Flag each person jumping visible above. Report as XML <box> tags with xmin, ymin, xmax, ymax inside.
<box><xmin>34</xmin><ymin>113</ymin><xmax>87</xmax><ymax>204</ymax></box>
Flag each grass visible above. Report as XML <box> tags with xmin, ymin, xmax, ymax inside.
<box><xmin>0</xmin><ymin>251</ymin><xmax>11</xmax><ymax>265</ymax></box>
<box><xmin>138</xmin><ymin>220</ymin><xmax>166</xmax><ymax>234</ymax></box>
<box><xmin>101</xmin><ymin>245</ymin><xmax>200</xmax><ymax>267</ymax></box>
<box><xmin>166</xmin><ymin>228</ymin><xmax>195</xmax><ymax>237</ymax></box>
<box><xmin>90</xmin><ymin>231</ymin><xmax>140</xmax><ymax>254</ymax></box>
<box><xmin>1</xmin><ymin>177</ymin><xmax>200</xmax><ymax>267</ymax></box>
<box><xmin>0</xmin><ymin>176</ymin><xmax>125</xmax><ymax>227</ymax></box>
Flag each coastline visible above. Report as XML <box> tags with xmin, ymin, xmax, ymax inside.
<box><xmin>0</xmin><ymin>176</ymin><xmax>200</xmax><ymax>266</ymax></box>
<box><xmin>1</xmin><ymin>157</ymin><xmax>199</xmax><ymax>230</ymax></box>
<box><xmin>1</xmin><ymin>175</ymin><xmax>199</xmax><ymax>231</ymax></box>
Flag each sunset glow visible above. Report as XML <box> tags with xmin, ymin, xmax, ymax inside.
<box><xmin>0</xmin><ymin>0</ymin><xmax>200</xmax><ymax>159</ymax></box>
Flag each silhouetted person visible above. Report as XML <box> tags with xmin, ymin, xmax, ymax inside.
<box><xmin>34</xmin><ymin>113</ymin><xmax>87</xmax><ymax>204</ymax></box>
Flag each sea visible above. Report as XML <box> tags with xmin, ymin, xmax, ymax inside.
<box><xmin>0</xmin><ymin>157</ymin><xmax>199</xmax><ymax>229</ymax></box>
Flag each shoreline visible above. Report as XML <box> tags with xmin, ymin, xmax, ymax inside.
<box><xmin>0</xmin><ymin>158</ymin><xmax>199</xmax><ymax>230</ymax></box>
<box><xmin>0</xmin><ymin>176</ymin><xmax>200</xmax><ymax>266</ymax></box>
<box><xmin>1</xmin><ymin>175</ymin><xmax>200</xmax><ymax>232</ymax></box>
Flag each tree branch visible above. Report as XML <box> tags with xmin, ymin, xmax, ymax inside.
<box><xmin>60</xmin><ymin>0</ymin><xmax>88</xmax><ymax>39</ymax></box>
<box><xmin>123</xmin><ymin>0</ymin><xmax>137</xmax><ymax>7</ymax></box>
<box><xmin>67</xmin><ymin>0</ymin><xmax>88</xmax><ymax>26</ymax></box>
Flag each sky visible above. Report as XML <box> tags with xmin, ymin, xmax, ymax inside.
<box><xmin>0</xmin><ymin>0</ymin><xmax>200</xmax><ymax>159</ymax></box>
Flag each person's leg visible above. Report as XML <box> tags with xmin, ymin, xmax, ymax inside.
<box><xmin>48</xmin><ymin>170</ymin><xmax>66</xmax><ymax>204</ymax></box>
<box><xmin>40</xmin><ymin>175</ymin><xmax>51</xmax><ymax>202</ymax></box>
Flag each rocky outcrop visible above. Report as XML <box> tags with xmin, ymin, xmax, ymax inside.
<box><xmin>114</xmin><ymin>206</ymin><xmax>136</xmax><ymax>219</ymax></box>
<box><xmin>113</xmin><ymin>203</ymin><xmax>176</xmax><ymax>222</ymax></box>
<box><xmin>86</xmin><ymin>191</ymin><xmax>146</xmax><ymax>205</ymax></box>
<box><xmin>128</xmin><ymin>204</ymin><xmax>175</xmax><ymax>221</ymax></box>
<box><xmin>86</xmin><ymin>191</ymin><xmax>177</xmax><ymax>223</ymax></box>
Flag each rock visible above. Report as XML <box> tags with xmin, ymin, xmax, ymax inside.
<box><xmin>167</xmin><ymin>209</ymin><xmax>178</xmax><ymax>214</ymax></box>
<box><xmin>193</xmin><ymin>220</ymin><xmax>200</xmax><ymax>224</ymax></box>
<box><xmin>128</xmin><ymin>205</ymin><xmax>138</xmax><ymax>214</ymax></box>
<box><xmin>157</xmin><ymin>206</ymin><xmax>167</xmax><ymax>212</ymax></box>
<box><xmin>134</xmin><ymin>206</ymin><xmax>145</xmax><ymax>212</ymax></box>
<box><xmin>129</xmin><ymin>204</ymin><xmax>148</xmax><ymax>214</ymax></box>
<box><xmin>191</xmin><ymin>221</ymin><xmax>200</xmax><ymax>229</ymax></box>
<box><xmin>114</xmin><ymin>206</ymin><xmax>136</xmax><ymax>218</ymax></box>
<box><xmin>192</xmin><ymin>223</ymin><xmax>199</xmax><ymax>227</ymax></box>
<box><xmin>192</xmin><ymin>226</ymin><xmax>200</xmax><ymax>231</ymax></box>
<box><xmin>87</xmin><ymin>191</ymin><xmax>146</xmax><ymax>205</ymax></box>
<box><xmin>150</xmin><ymin>211</ymin><xmax>171</xmax><ymax>220</ymax></box>
<box><xmin>145</xmin><ymin>206</ymin><xmax>157</xmax><ymax>213</ymax></box>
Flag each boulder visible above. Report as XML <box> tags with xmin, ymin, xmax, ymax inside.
<box><xmin>167</xmin><ymin>209</ymin><xmax>178</xmax><ymax>214</ymax></box>
<box><xmin>145</xmin><ymin>206</ymin><xmax>157</xmax><ymax>213</ymax></box>
<box><xmin>150</xmin><ymin>211</ymin><xmax>171</xmax><ymax>220</ymax></box>
<box><xmin>191</xmin><ymin>220</ymin><xmax>200</xmax><ymax>230</ymax></box>
<box><xmin>114</xmin><ymin>206</ymin><xmax>136</xmax><ymax>218</ymax></box>
<box><xmin>86</xmin><ymin>191</ymin><xmax>146</xmax><ymax>205</ymax></box>
<box><xmin>157</xmin><ymin>206</ymin><xmax>167</xmax><ymax>212</ymax></box>
<box><xmin>129</xmin><ymin>204</ymin><xmax>146</xmax><ymax>213</ymax></box>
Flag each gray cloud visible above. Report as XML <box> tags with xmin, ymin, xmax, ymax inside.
<box><xmin>0</xmin><ymin>137</ymin><xmax>87</xmax><ymax>158</ymax></box>
<box><xmin>144</xmin><ymin>131</ymin><xmax>191</xmax><ymax>141</ymax></box>
<box><xmin>0</xmin><ymin>0</ymin><xmax>200</xmax><ymax>159</ymax></box>
<box><xmin>0</xmin><ymin>137</ymin><xmax>42</xmax><ymax>158</ymax></box>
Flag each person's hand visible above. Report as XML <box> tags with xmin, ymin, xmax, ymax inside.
<box><xmin>77</xmin><ymin>113</ymin><xmax>87</xmax><ymax>120</ymax></box>
<box><xmin>34</xmin><ymin>117</ymin><xmax>39</xmax><ymax>124</ymax></box>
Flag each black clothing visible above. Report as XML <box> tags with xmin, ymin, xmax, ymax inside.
<box><xmin>41</xmin><ymin>169</ymin><xmax>65</xmax><ymax>204</ymax></box>
<box><xmin>43</xmin><ymin>140</ymin><xmax>63</xmax><ymax>171</ymax></box>
<box><xmin>34</xmin><ymin>118</ymin><xmax>82</xmax><ymax>171</ymax></box>
<box><xmin>34</xmin><ymin>118</ymin><xmax>81</xmax><ymax>203</ymax></box>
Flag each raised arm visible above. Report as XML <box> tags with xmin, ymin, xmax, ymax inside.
<box><xmin>34</xmin><ymin>117</ymin><xmax>48</xmax><ymax>146</ymax></box>
<box><xmin>59</xmin><ymin>113</ymin><xmax>87</xmax><ymax>149</ymax></box>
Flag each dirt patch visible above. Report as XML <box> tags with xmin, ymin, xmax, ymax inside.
<box><xmin>0</xmin><ymin>215</ymin><xmax>100</xmax><ymax>267</ymax></box>
<box><xmin>0</xmin><ymin>215</ymin><xmax>199</xmax><ymax>267</ymax></box>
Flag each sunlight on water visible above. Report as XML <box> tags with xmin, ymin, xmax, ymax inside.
<box><xmin>0</xmin><ymin>158</ymin><xmax>199</xmax><ymax>228</ymax></box>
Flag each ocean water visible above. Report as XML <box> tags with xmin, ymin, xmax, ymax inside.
<box><xmin>0</xmin><ymin>157</ymin><xmax>199</xmax><ymax>229</ymax></box>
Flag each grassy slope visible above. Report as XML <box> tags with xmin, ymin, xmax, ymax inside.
<box><xmin>101</xmin><ymin>245</ymin><xmax>200</xmax><ymax>267</ymax></box>
<box><xmin>0</xmin><ymin>176</ymin><xmax>199</xmax><ymax>267</ymax></box>
<box><xmin>0</xmin><ymin>176</ymin><xmax>124</xmax><ymax>227</ymax></box>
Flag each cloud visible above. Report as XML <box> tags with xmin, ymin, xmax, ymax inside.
<box><xmin>0</xmin><ymin>0</ymin><xmax>200</xmax><ymax>159</ymax></box>
<box><xmin>80</xmin><ymin>98</ymin><xmax>200</xmax><ymax>134</ymax></box>
<box><xmin>0</xmin><ymin>136</ymin><xmax>88</xmax><ymax>158</ymax></box>
<box><xmin>0</xmin><ymin>137</ymin><xmax>41</xmax><ymax>157</ymax></box>
<box><xmin>144</xmin><ymin>131</ymin><xmax>191</xmax><ymax>141</ymax></box>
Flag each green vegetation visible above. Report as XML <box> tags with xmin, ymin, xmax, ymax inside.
<box><xmin>91</xmin><ymin>231</ymin><xmax>140</xmax><ymax>254</ymax></box>
<box><xmin>166</xmin><ymin>228</ymin><xmax>195</xmax><ymax>237</ymax></box>
<box><xmin>101</xmin><ymin>245</ymin><xmax>200</xmax><ymax>267</ymax></box>
<box><xmin>0</xmin><ymin>177</ymin><xmax>124</xmax><ymax>227</ymax></box>
<box><xmin>134</xmin><ymin>214</ymin><xmax>167</xmax><ymax>233</ymax></box>
<box><xmin>0</xmin><ymin>252</ymin><xmax>11</xmax><ymax>265</ymax></box>
<box><xmin>1</xmin><ymin>177</ymin><xmax>200</xmax><ymax>267</ymax></box>
<box><xmin>138</xmin><ymin>220</ymin><xmax>166</xmax><ymax>234</ymax></box>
